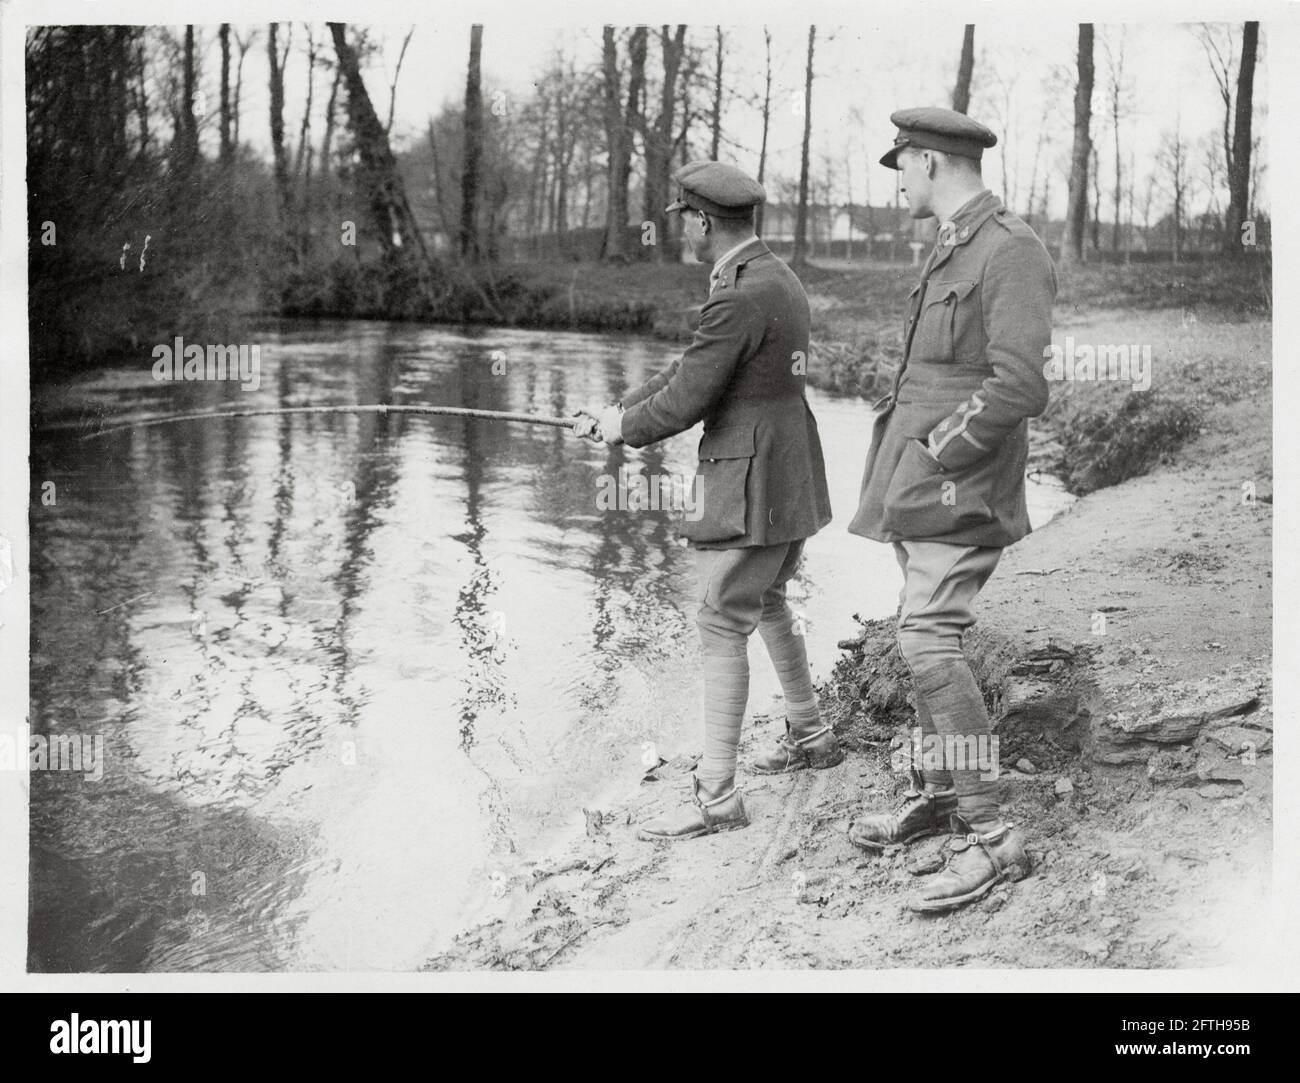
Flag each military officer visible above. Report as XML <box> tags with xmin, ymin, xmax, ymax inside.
<box><xmin>574</xmin><ymin>161</ymin><xmax>837</xmax><ymax>842</ymax></box>
<box><xmin>846</xmin><ymin>108</ymin><xmax>1056</xmax><ymax>911</ymax></box>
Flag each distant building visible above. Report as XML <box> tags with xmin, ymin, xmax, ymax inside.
<box><xmin>756</xmin><ymin>201</ymin><xmax>935</xmax><ymax>263</ymax></box>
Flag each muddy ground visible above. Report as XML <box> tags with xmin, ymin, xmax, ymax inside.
<box><xmin>426</xmin><ymin>308</ymin><xmax>1272</xmax><ymax>971</ymax></box>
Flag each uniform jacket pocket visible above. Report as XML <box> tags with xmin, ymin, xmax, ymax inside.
<box><xmin>913</xmin><ymin>279</ymin><xmax>979</xmax><ymax>363</ymax></box>
<box><xmin>879</xmin><ymin>433</ymin><xmax>995</xmax><ymax>538</ymax></box>
<box><xmin>681</xmin><ymin>424</ymin><xmax>756</xmax><ymax>543</ymax></box>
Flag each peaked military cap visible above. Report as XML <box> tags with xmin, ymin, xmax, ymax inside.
<box><xmin>880</xmin><ymin>107</ymin><xmax>998</xmax><ymax>169</ymax></box>
<box><xmin>665</xmin><ymin>161</ymin><xmax>766</xmax><ymax>219</ymax></box>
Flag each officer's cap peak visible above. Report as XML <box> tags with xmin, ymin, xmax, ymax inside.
<box><xmin>888</xmin><ymin>107</ymin><xmax>997</xmax><ymax>148</ymax></box>
<box><xmin>667</xmin><ymin>160</ymin><xmax>766</xmax><ymax>217</ymax></box>
<box><xmin>880</xmin><ymin>108</ymin><xmax>996</xmax><ymax>169</ymax></box>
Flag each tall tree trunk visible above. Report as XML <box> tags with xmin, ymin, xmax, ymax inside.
<box><xmin>1060</xmin><ymin>23</ymin><xmax>1094</xmax><ymax>267</ymax></box>
<box><xmin>320</xmin><ymin>66</ymin><xmax>341</xmax><ymax>177</ymax></box>
<box><xmin>1107</xmin><ymin>31</ymin><xmax>1125</xmax><ymax>252</ymax></box>
<box><xmin>135</xmin><ymin>38</ymin><xmax>151</xmax><ymax>155</ymax></box>
<box><xmin>710</xmin><ymin>26</ymin><xmax>724</xmax><ymax>159</ymax></box>
<box><xmin>1224</xmin><ymin>21</ymin><xmax>1259</xmax><ymax>251</ymax></box>
<box><xmin>425</xmin><ymin>120</ymin><xmax>453</xmax><ymax>240</ymax></box>
<box><xmin>177</xmin><ymin>26</ymin><xmax>199</xmax><ymax>170</ymax></box>
<box><xmin>460</xmin><ymin>24</ymin><xmax>484</xmax><ymax>259</ymax></box>
<box><xmin>232</xmin><ymin>30</ymin><xmax>254</xmax><ymax>150</ymax></box>
<box><xmin>268</xmin><ymin>23</ymin><xmax>292</xmax><ymax>237</ymax></box>
<box><xmin>755</xmin><ymin>27</ymin><xmax>772</xmax><ymax>237</ymax></box>
<box><xmin>527</xmin><ymin>100</ymin><xmax>549</xmax><ymax>247</ymax></box>
<box><xmin>952</xmin><ymin>25</ymin><xmax>975</xmax><ymax>113</ymax></box>
<box><xmin>1171</xmin><ymin>132</ymin><xmax>1185</xmax><ymax>264</ymax></box>
<box><xmin>792</xmin><ymin>26</ymin><xmax>815</xmax><ymax>268</ymax></box>
<box><xmin>1089</xmin><ymin>144</ymin><xmax>1101</xmax><ymax>249</ymax></box>
<box><xmin>328</xmin><ymin>21</ymin><xmax>432</xmax><ymax>278</ymax></box>
<box><xmin>1126</xmin><ymin>149</ymin><xmax>1135</xmax><ymax>260</ymax></box>
<box><xmin>1025</xmin><ymin>102</ymin><xmax>1049</xmax><ymax>225</ymax></box>
<box><xmin>844</xmin><ymin>145</ymin><xmax>854</xmax><ymax>261</ymax></box>
<box><xmin>555</xmin><ymin>97</ymin><xmax>570</xmax><ymax>236</ymax></box>
<box><xmin>581</xmin><ymin>148</ymin><xmax>594</xmax><ymax>230</ymax></box>
<box><xmin>1111</xmin><ymin>69</ymin><xmax>1122</xmax><ymax>250</ymax></box>
<box><xmin>219</xmin><ymin>24</ymin><xmax>233</xmax><ymax>163</ymax></box>
<box><xmin>642</xmin><ymin>25</ymin><xmax>687</xmax><ymax>263</ymax></box>
<box><xmin>600</xmin><ymin>28</ymin><xmax>626</xmax><ymax>258</ymax></box>
<box><xmin>294</xmin><ymin>27</ymin><xmax>317</xmax><ymax>180</ymax></box>
<box><xmin>600</xmin><ymin>26</ymin><xmax>645</xmax><ymax>260</ymax></box>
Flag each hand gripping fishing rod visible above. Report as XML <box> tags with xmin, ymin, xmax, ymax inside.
<box><xmin>55</xmin><ymin>404</ymin><xmax>580</xmax><ymax>442</ymax></box>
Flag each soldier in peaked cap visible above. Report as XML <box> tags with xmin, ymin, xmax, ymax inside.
<box><xmin>663</xmin><ymin>160</ymin><xmax>767</xmax><ymax>219</ymax></box>
<box><xmin>573</xmin><ymin>161</ymin><xmax>836</xmax><ymax>842</ymax></box>
<box><xmin>845</xmin><ymin>108</ymin><xmax>1057</xmax><ymax>911</ymax></box>
<box><xmin>877</xmin><ymin>106</ymin><xmax>999</xmax><ymax>170</ymax></box>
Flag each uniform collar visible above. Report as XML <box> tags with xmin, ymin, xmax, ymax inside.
<box><xmin>926</xmin><ymin>190</ymin><xmax>1002</xmax><ymax>278</ymax></box>
<box><xmin>935</xmin><ymin>189</ymin><xmax>1000</xmax><ymax>250</ymax></box>
<box><xmin>709</xmin><ymin>236</ymin><xmax>767</xmax><ymax>293</ymax></box>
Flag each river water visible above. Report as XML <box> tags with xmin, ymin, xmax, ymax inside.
<box><xmin>28</xmin><ymin>320</ymin><xmax>1072</xmax><ymax>971</ymax></box>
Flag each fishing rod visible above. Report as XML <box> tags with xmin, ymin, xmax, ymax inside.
<box><xmin>51</xmin><ymin>404</ymin><xmax>580</xmax><ymax>442</ymax></box>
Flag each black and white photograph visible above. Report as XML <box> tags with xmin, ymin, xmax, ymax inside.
<box><xmin>1</xmin><ymin>0</ymin><xmax>1295</xmax><ymax>999</ymax></box>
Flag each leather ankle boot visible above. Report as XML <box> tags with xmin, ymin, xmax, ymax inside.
<box><xmin>906</xmin><ymin>814</ymin><xmax>1031</xmax><ymax>912</ymax></box>
<box><xmin>847</xmin><ymin>768</ymin><xmax>958</xmax><ymax>852</ymax></box>
<box><xmin>636</xmin><ymin>776</ymin><xmax>749</xmax><ymax>842</ymax></box>
<box><xmin>751</xmin><ymin>721</ymin><xmax>844</xmax><ymax>774</ymax></box>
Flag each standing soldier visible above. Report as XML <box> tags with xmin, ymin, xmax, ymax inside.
<box><xmin>847</xmin><ymin>109</ymin><xmax>1056</xmax><ymax>911</ymax></box>
<box><xmin>575</xmin><ymin>161</ymin><xmax>837</xmax><ymax>842</ymax></box>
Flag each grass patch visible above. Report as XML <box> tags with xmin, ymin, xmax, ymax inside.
<box><xmin>1055</xmin><ymin>256</ymin><xmax>1272</xmax><ymax>317</ymax></box>
<box><xmin>1044</xmin><ymin>391</ymin><xmax>1203</xmax><ymax>495</ymax></box>
<box><xmin>1034</xmin><ymin>312</ymin><xmax>1270</xmax><ymax>494</ymax></box>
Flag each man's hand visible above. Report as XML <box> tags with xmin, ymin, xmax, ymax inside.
<box><xmin>570</xmin><ymin>404</ymin><xmax>602</xmax><ymax>441</ymax></box>
<box><xmin>595</xmin><ymin>403</ymin><xmax>625</xmax><ymax>446</ymax></box>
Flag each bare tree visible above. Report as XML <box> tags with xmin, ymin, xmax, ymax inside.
<box><xmin>1025</xmin><ymin>63</ymin><xmax>1068</xmax><ymax>227</ymax></box>
<box><xmin>231</xmin><ymin>28</ymin><xmax>257</xmax><ymax>150</ymax></box>
<box><xmin>460</xmin><ymin>24</ymin><xmax>484</xmax><ymax>259</ymax></box>
<box><xmin>386</xmin><ymin>26</ymin><xmax>415</xmax><ymax>136</ymax></box>
<box><xmin>1089</xmin><ymin>143</ymin><xmax>1101</xmax><ymax>250</ymax></box>
<box><xmin>320</xmin><ymin>62</ymin><xmax>341</xmax><ymax>178</ymax></box>
<box><xmin>527</xmin><ymin>92</ymin><xmax>551</xmax><ymax>245</ymax></box>
<box><xmin>1199</xmin><ymin>132</ymin><xmax>1223</xmax><ymax>247</ymax></box>
<box><xmin>1140</xmin><ymin>168</ymin><xmax>1157</xmax><ymax>252</ymax></box>
<box><xmin>1248</xmin><ymin>132</ymin><xmax>1264</xmax><ymax>223</ymax></box>
<box><xmin>952</xmin><ymin>25</ymin><xmax>975</xmax><ymax>113</ymax></box>
<box><xmin>133</xmin><ymin>36</ymin><xmax>150</xmax><ymax>154</ymax></box>
<box><xmin>1126</xmin><ymin>146</ymin><xmax>1136</xmax><ymax>260</ymax></box>
<box><xmin>792</xmin><ymin>25</ymin><xmax>815</xmax><ymax>268</ymax></box>
<box><xmin>755</xmin><ymin>27</ymin><xmax>773</xmax><ymax>237</ymax></box>
<box><xmin>844</xmin><ymin>107</ymin><xmax>865</xmax><ymax>262</ymax></box>
<box><xmin>1025</xmin><ymin>110</ymin><xmax>1047</xmax><ymax>228</ymax></box>
<box><xmin>218</xmin><ymin>24</ymin><xmax>233</xmax><ymax>163</ymax></box>
<box><xmin>985</xmin><ymin>61</ymin><xmax>1021</xmax><ymax>211</ymax></box>
<box><xmin>293</xmin><ymin>26</ymin><xmax>318</xmax><ymax>181</ymax></box>
<box><xmin>538</xmin><ymin>48</ymin><xmax>586</xmax><ymax>238</ymax></box>
<box><xmin>1103</xmin><ymin>29</ymin><xmax>1128</xmax><ymax>251</ymax></box>
<box><xmin>600</xmin><ymin>26</ymin><xmax>647</xmax><ymax>260</ymax></box>
<box><xmin>328</xmin><ymin>21</ymin><xmax>432</xmax><ymax>275</ymax></box>
<box><xmin>1196</xmin><ymin>24</ymin><xmax>1236</xmax><ymax>216</ymax></box>
<box><xmin>176</xmin><ymin>26</ymin><xmax>199</xmax><ymax>170</ymax></box>
<box><xmin>1226</xmin><ymin>22</ymin><xmax>1259</xmax><ymax>250</ymax></box>
<box><xmin>1060</xmin><ymin>24</ymin><xmax>1094</xmax><ymax>267</ymax></box>
<box><xmin>1156</xmin><ymin>122</ymin><xmax>1189</xmax><ymax>262</ymax></box>
<box><xmin>639</xmin><ymin>25</ymin><xmax>688</xmax><ymax>262</ymax></box>
<box><xmin>268</xmin><ymin>23</ymin><xmax>292</xmax><ymax>230</ymax></box>
<box><xmin>710</xmin><ymin>27</ymin><xmax>724</xmax><ymax>159</ymax></box>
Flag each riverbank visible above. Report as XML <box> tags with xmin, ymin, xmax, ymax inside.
<box><xmin>424</xmin><ymin>304</ymin><xmax>1272</xmax><ymax>970</ymax></box>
